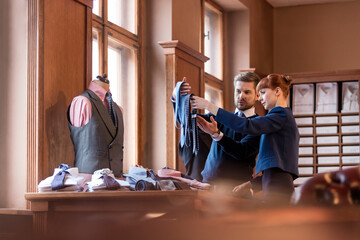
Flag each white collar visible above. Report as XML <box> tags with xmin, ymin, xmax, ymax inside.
<box><xmin>235</xmin><ymin>106</ymin><xmax>256</xmax><ymax>118</ymax></box>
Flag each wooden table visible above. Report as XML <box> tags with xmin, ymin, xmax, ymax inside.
<box><xmin>24</xmin><ymin>191</ymin><xmax>360</xmax><ymax>240</ymax></box>
<box><xmin>25</xmin><ymin>190</ymin><xmax>200</xmax><ymax>238</ymax></box>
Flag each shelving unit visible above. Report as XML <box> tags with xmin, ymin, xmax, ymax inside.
<box><xmin>287</xmin><ymin>70</ymin><xmax>360</xmax><ymax>185</ymax></box>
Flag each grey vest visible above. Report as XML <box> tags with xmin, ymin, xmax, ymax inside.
<box><xmin>67</xmin><ymin>89</ymin><xmax>124</xmax><ymax>177</ymax></box>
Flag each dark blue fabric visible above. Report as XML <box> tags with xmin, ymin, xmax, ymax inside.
<box><xmin>261</xmin><ymin>167</ymin><xmax>294</xmax><ymax>203</ymax></box>
<box><xmin>215</xmin><ymin>106</ymin><xmax>299</xmax><ymax>178</ymax></box>
<box><xmin>172</xmin><ymin>82</ymin><xmax>259</xmax><ymax>183</ymax></box>
<box><xmin>172</xmin><ymin>82</ymin><xmax>211</xmax><ymax>181</ymax></box>
<box><xmin>191</xmin><ymin>108</ymin><xmax>199</xmax><ymax>154</ymax></box>
<box><xmin>201</xmin><ymin>113</ymin><xmax>260</xmax><ymax>184</ymax></box>
<box><xmin>106</xmin><ymin>92</ymin><xmax>117</xmax><ymax>126</ymax></box>
<box><xmin>173</xmin><ymin>81</ymin><xmax>199</xmax><ymax>154</ymax></box>
<box><xmin>178</xmin><ymin>128</ymin><xmax>212</xmax><ymax>181</ymax></box>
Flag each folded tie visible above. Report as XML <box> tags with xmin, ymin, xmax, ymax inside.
<box><xmin>102</xmin><ymin>174</ymin><xmax>121</xmax><ymax>190</ymax></box>
<box><xmin>106</xmin><ymin>92</ymin><xmax>117</xmax><ymax>126</ymax></box>
<box><xmin>51</xmin><ymin>164</ymin><xmax>71</xmax><ymax>190</ymax></box>
<box><xmin>135</xmin><ymin>180</ymin><xmax>156</xmax><ymax>191</ymax></box>
<box><xmin>191</xmin><ymin>108</ymin><xmax>199</xmax><ymax>155</ymax></box>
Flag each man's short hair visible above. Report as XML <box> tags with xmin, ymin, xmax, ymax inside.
<box><xmin>233</xmin><ymin>72</ymin><xmax>260</xmax><ymax>90</ymax></box>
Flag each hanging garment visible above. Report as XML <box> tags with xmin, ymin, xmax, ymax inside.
<box><xmin>293</xmin><ymin>84</ymin><xmax>314</xmax><ymax>114</ymax></box>
<box><xmin>342</xmin><ymin>82</ymin><xmax>359</xmax><ymax>113</ymax></box>
<box><xmin>316</xmin><ymin>82</ymin><xmax>338</xmax><ymax>113</ymax></box>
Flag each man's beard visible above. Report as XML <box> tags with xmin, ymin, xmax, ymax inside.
<box><xmin>236</xmin><ymin>101</ymin><xmax>251</xmax><ymax>111</ymax></box>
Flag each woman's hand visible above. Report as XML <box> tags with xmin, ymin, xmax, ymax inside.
<box><xmin>197</xmin><ymin>115</ymin><xmax>218</xmax><ymax>136</ymax></box>
<box><xmin>190</xmin><ymin>96</ymin><xmax>219</xmax><ymax>114</ymax></box>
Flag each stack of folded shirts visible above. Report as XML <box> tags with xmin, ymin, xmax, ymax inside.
<box><xmin>86</xmin><ymin>168</ymin><xmax>130</xmax><ymax>192</ymax></box>
<box><xmin>38</xmin><ymin>167</ymin><xmax>83</xmax><ymax>192</ymax></box>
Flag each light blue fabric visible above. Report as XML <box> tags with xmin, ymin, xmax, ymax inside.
<box><xmin>173</xmin><ymin>81</ymin><xmax>192</xmax><ymax>148</ymax></box>
<box><xmin>123</xmin><ymin>166</ymin><xmax>157</xmax><ymax>190</ymax></box>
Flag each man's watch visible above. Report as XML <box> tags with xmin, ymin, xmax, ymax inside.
<box><xmin>212</xmin><ymin>129</ymin><xmax>221</xmax><ymax>138</ymax></box>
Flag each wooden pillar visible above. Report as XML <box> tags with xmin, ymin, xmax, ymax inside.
<box><xmin>27</xmin><ymin>0</ymin><xmax>92</xmax><ymax>205</ymax></box>
<box><xmin>30</xmin><ymin>200</ymin><xmax>49</xmax><ymax>237</ymax></box>
<box><xmin>159</xmin><ymin>40</ymin><xmax>208</xmax><ymax>172</ymax></box>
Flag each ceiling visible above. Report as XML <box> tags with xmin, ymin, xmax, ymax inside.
<box><xmin>212</xmin><ymin>0</ymin><xmax>356</xmax><ymax>11</ymax></box>
<box><xmin>211</xmin><ymin>0</ymin><xmax>247</xmax><ymax>11</ymax></box>
<box><xmin>266</xmin><ymin>0</ymin><xmax>356</xmax><ymax>8</ymax></box>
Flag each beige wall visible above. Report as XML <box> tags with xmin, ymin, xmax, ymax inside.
<box><xmin>144</xmin><ymin>0</ymin><xmax>172</xmax><ymax>170</ymax></box>
<box><xmin>249</xmin><ymin>0</ymin><xmax>273</xmax><ymax>75</ymax></box>
<box><xmin>274</xmin><ymin>1</ymin><xmax>360</xmax><ymax>73</ymax></box>
<box><xmin>172</xmin><ymin>0</ymin><xmax>202</xmax><ymax>52</ymax></box>
<box><xmin>226</xmin><ymin>10</ymin><xmax>250</xmax><ymax>111</ymax></box>
<box><xmin>0</xmin><ymin>0</ymin><xmax>27</xmax><ymax>208</ymax></box>
<box><xmin>225</xmin><ymin>0</ymin><xmax>273</xmax><ymax>110</ymax></box>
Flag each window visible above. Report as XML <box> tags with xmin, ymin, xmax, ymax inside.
<box><xmin>204</xmin><ymin>82</ymin><xmax>223</xmax><ymax>113</ymax></box>
<box><xmin>107</xmin><ymin>0</ymin><xmax>137</xmax><ymax>34</ymax></box>
<box><xmin>205</xmin><ymin>83</ymin><xmax>223</xmax><ymax>108</ymax></box>
<box><xmin>92</xmin><ymin>29</ymin><xmax>101</xmax><ymax>80</ymax></box>
<box><xmin>93</xmin><ymin>0</ymin><xmax>101</xmax><ymax>16</ymax></box>
<box><xmin>202</xmin><ymin>0</ymin><xmax>224</xmax><ymax>109</ymax></box>
<box><xmin>92</xmin><ymin>0</ymin><xmax>140</xmax><ymax>172</ymax></box>
<box><xmin>204</xmin><ymin>1</ymin><xmax>223</xmax><ymax>80</ymax></box>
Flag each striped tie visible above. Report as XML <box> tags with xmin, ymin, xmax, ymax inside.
<box><xmin>236</xmin><ymin>111</ymin><xmax>245</xmax><ymax>118</ymax></box>
<box><xmin>106</xmin><ymin>92</ymin><xmax>117</xmax><ymax>127</ymax></box>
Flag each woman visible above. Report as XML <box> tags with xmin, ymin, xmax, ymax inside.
<box><xmin>192</xmin><ymin>74</ymin><xmax>299</xmax><ymax>204</ymax></box>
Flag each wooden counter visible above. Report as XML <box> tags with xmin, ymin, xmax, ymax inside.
<box><xmin>25</xmin><ymin>190</ymin><xmax>200</xmax><ymax>238</ymax></box>
<box><xmin>24</xmin><ymin>190</ymin><xmax>360</xmax><ymax>240</ymax></box>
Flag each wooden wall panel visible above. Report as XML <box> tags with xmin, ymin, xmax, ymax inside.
<box><xmin>160</xmin><ymin>40</ymin><xmax>208</xmax><ymax>172</ymax></box>
<box><xmin>43</xmin><ymin>0</ymin><xmax>87</xmax><ymax>176</ymax></box>
<box><xmin>27</xmin><ymin>0</ymin><xmax>44</xmax><ymax>199</ymax></box>
<box><xmin>177</xmin><ymin>58</ymin><xmax>201</xmax><ymax>96</ymax></box>
<box><xmin>175</xmin><ymin>58</ymin><xmax>201</xmax><ymax>172</ymax></box>
<box><xmin>27</xmin><ymin>0</ymin><xmax>90</xmax><ymax>188</ymax></box>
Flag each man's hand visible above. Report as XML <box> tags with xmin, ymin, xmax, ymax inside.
<box><xmin>180</xmin><ymin>77</ymin><xmax>191</xmax><ymax>95</ymax></box>
<box><xmin>190</xmin><ymin>96</ymin><xmax>219</xmax><ymax>114</ymax></box>
<box><xmin>232</xmin><ymin>181</ymin><xmax>253</xmax><ymax>198</ymax></box>
<box><xmin>197</xmin><ymin>115</ymin><xmax>218</xmax><ymax>136</ymax></box>
<box><xmin>172</xmin><ymin>77</ymin><xmax>191</xmax><ymax>100</ymax></box>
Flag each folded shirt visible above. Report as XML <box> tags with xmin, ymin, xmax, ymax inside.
<box><xmin>158</xmin><ymin>168</ymin><xmax>211</xmax><ymax>190</ymax></box>
<box><xmin>87</xmin><ymin>168</ymin><xmax>130</xmax><ymax>192</ymax></box>
<box><xmin>38</xmin><ymin>167</ymin><xmax>83</xmax><ymax>192</ymax></box>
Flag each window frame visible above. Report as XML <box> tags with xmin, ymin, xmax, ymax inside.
<box><xmin>202</xmin><ymin>0</ymin><xmax>225</xmax><ymax>108</ymax></box>
<box><xmin>91</xmin><ymin>0</ymin><xmax>143</xmax><ymax>167</ymax></box>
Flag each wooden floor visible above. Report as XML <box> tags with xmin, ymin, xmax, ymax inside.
<box><xmin>0</xmin><ymin>209</ymin><xmax>33</xmax><ymax>240</ymax></box>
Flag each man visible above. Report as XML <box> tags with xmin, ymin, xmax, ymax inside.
<box><xmin>174</xmin><ymin>72</ymin><xmax>261</xmax><ymax>186</ymax></box>
<box><xmin>67</xmin><ymin>74</ymin><xmax>124</xmax><ymax>177</ymax></box>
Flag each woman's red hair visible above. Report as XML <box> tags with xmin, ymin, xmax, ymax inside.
<box><xmin>256</xmin><ymin>73</ymin><xmax>293</xmax><ymax>98</ymax></box>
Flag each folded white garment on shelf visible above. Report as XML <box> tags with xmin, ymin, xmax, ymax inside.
<box><xmin>87</xmin><ymin>168</ymin><xmax>130</xmax><ymax>191</ymax></box>
<box><xmin>38</xmin><ymin>167</ymin><xmax>83</xmax><ymax>192</ymax></box>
